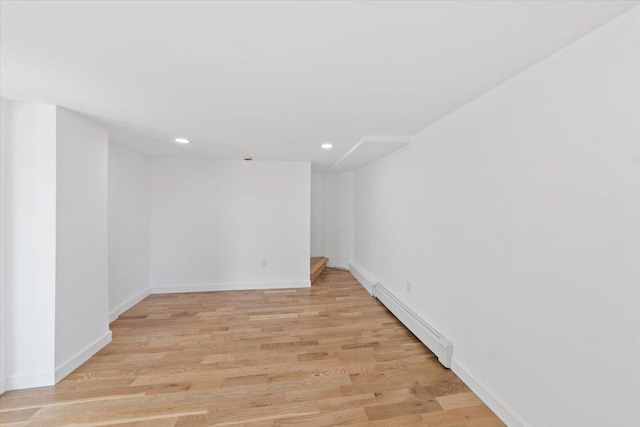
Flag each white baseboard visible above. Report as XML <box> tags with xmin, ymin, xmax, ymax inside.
<box><xmin>373</xmin><ymin>281</ymin><xmax>452</xmax><ymax>368</ymax></box>
<box><xmin>151</xmin><ymin>280</ymin><xmax>311</xmax><ymax>294</ymax></box>
<box><xmin>451</xmin><ymin>358</ymin><xmax>530</xmax><ymax>427</ymax></box>
<box><xmin>5</xmin><ymin>370</ymin><xmax>55</xmax><ymax>391</ymax></box>
<box><xmin>110</xmin><ymin>288</ymin><xmax>151</xmax><ymax>322</ymax></box>
<box><xmin>349</xmin><ymin>262</ymin><xmax>374</xmax><ymax>295</ymax></box>
<box><xmin>2</xmin><ymin>331</ymin><xmax>112</xmax><ymax>391</ymax></box>
<box><xmin>55</xmin><ymin>330</ymin><xmax>112</xmax><ymax>383</ymax></box>
<box><xmin>348</xmin><ymin>261</ymin><xmax>527</xmax><ymax>426</ymax></box>
<box><xmin>350</xmin><ymin>262</ymin><xmax>453</xmax><ymax>366</ymax></box>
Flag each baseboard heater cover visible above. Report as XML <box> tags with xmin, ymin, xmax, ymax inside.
<box><xmin>373</xmin><ymin>282</ymin><xmax>453</xmax><ymax>368</ymax></box>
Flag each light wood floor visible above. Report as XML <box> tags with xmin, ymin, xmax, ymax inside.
<box><xmin>310</xmin><ymin>257</ymin><xmax>328</xmax><ymax>283</ymax></box>
<box><xmin>0</xmin><ymin>269</ymin><xmax>504</xmax><ymax>426</ymax></box>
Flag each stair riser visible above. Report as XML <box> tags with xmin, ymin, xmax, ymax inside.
<box><xmin>310</xmin><ymin>259</ymin><xmax>328</xmax><ymax>282</ymax></box>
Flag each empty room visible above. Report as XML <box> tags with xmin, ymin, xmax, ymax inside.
<box><xmin>0</xmin><ymin>1</ymin><xmax>639</xmax><ymax>426</ymax></box>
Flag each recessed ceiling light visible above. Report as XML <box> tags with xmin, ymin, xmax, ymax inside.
<box><xmin>175</xmin><ymin>137</ymin><xmax>190</xmax><ymax>144</ymax></box>
<box><xmin>321</xmin><ymin>143</ymin><xmax>333</xmax><ymax>149</ymax></box>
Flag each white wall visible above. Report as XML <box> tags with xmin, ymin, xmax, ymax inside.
<box><xmin>1</xmin><ymin>101</ymin><xmax>57</xmax><ymax>389</ymax></box>
<box><xmin>323</xmin><ymin>172</ymin><xmax>354</xmax><ymax>269</ymax></box>
<box><xmin>151</xmin><ymin>159</ymin><xmax>310</xmax><ymax>291</ymax></box>
<box><xmin>0</xmin><ymin>100</ymin><xmax>6</xmax><ymax>393</ymax></box>
<box><xmin>108</xmin><ymin>143</ymin><xmax>152</xmax><ymax>320</ymax></box>
<box><xmin>310</xmin><ymin>172</ymin><xmax>325</xmax><ymax>257</ymax></box>
<box><xmin>55</xmin><ymin>108</ymin><xmax>110</xmax><ymax>378</ymax></box>
<box><xmin>354</xmin><ymin>8</ymin><xmax>640</xmax><ymax>427</ymax></box>
<box><xmin>309</xmin><ymin>171</ymin><xmax>355</xmax><ymax>269</ymax></box>
<box><xmin>0</xmin><ymin>103</ymin><xmax>112</xmax><ymax>391</ymax></box>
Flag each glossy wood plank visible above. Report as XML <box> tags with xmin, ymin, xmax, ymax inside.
<box><xmin>0</xmin><ymin>268</ymin><xmax>504</xmax><ymax>426</ymax></box>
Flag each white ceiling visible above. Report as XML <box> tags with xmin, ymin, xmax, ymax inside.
<box><xmin>1</xmin><ymin>1</ymin><xmax>637</xmax><ymax>171</ymax></box>
<box><xmin>329</xmin><ymin>135</ymin><xmax>411</xmax><ymax>173</ymax></box>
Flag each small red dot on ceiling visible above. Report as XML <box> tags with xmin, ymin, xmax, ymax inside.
<box><xmin>244</xmin><ymin>157</ymin><xmax>253</xmax><ymax>161</ymax></box>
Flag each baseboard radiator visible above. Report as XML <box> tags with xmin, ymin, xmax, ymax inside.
<box><xmin>373</xmin><ymin>282</ymin><xmax>453</xmax><ymax>368</ymax></box>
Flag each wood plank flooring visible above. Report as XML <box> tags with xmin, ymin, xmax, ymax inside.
<box><xmin>0</xmin><ymin>269</ymin><xmax>504</xmax><ymax>426</ymax></box>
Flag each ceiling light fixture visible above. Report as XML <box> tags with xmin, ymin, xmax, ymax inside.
<box><xmin>321</xmin><ymin>143</ymin><xmax>333</xmax><ymax>149</ymax></box>
<box><xmin>175</xmin><ymin>137</ymin><xmax>190</xmax><ymax>144</ymax></box>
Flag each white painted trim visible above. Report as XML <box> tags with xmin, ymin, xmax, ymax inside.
<box><xmin>348</xmin><ymin>262</ymin><xmax>527</xmax><ymax>425</ymax></box>
<box><xmin>349</xmin><ymin>262</ymin><xmax>374</xmax><ymax>295</ymax></box>
<box><xmin>54</xmin><ymin>330</ymin><xmax>112</xmax><ymax>383</ymax></box>
<box><xmin>110</xmin><ymin>288</ymin><xmax>151</xmax><ymax>323</ymax></box>
<box><xmin>0</xmin><ymin>378</ymin><xmax>6</xmax><ymax>395</ymax></box>
<box><xmin>373</xmin><ymin>282</ymin><xmax>453</xmax><ymax>368</ymax></box>
<box><xmin>151</xmin><ymin>280</ymin><xmax>311</xmax><ymax>294</ymax></box>
<box><xmin>451</xmin><ymin>358</ymin><xmax>530</xmax><ymax>427</ymax></box>
<box><xmin>5</xmin><ymin>371</ymin><xmax>56</xmax><ymax>391</ymax></box>
<box><xmin>350</xmin><ymin>263</ymin><xmax>453</xmax><ymax>366</ymax></box>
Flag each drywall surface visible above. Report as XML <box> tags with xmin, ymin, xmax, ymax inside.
<box><xmin>0</xmin><ymin>100</ymin><xmax>6</xmax><ymax>393</ymax></box>
<box><xmin>55</xmin><ymin>108</ymin><xmax>110</xmax><ymax>371</ymax></box>
<box><xmin>108</xmin><ymin>143</ymin><xmax>152</xmax><ymax>319</ymax></box>
<box><xmin>354</xmin><ymin>8</ymin><xmax>640</xmax><ymax>427</ymax></box>
<box><xmin>324</xmin><ymin>172</ymin><xmax>354</xmax><ymax>269</ymax></box>
<box><xmin>0</xmin><ymin>101</ymin><xmax>57</xmax><ymax>389</ymax></box>
<box><xmin>310</xmin><ymin>172</ymin><xmax>325</xmax><ymax>257</ymax></box>
<box><xmin>151</xmin><ymin>159</ymin><xmax>310</xmax><ymax>290</ymax></box>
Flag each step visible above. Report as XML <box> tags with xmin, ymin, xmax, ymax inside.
<box><xmin>310</xmin><ymin>257</ymin><xmax>329</xmax><ymax>283</ymax></box>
